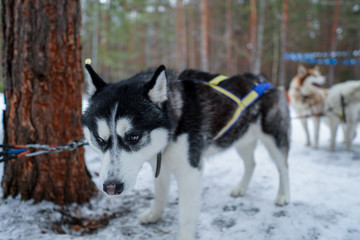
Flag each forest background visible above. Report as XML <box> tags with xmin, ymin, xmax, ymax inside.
<box><xmin>81</xmin><ymin>0</ymin><xmax>360</xmax><ymax>88</ymax></box>
<box><xmin>2</xmin><ymin>0</ymin><xmax>360</xmax><ymax>89</ymax></box>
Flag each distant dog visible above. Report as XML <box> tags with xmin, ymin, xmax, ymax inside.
<box><xmin>288</xmin><ymin>65</ymin><xmax>327</xmax><ymax>148</ymax></box>
<box><xmin>82</xmin><ymin>65</ymin><xmax>291</xmax><ymax>240</ymax></box>
<box><xmin>326</xmin><ymin>80</ymin><xmax>360</xmax><ymax>151</ymax></box>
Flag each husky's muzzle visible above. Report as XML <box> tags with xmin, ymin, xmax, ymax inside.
<box><xmin>103</xmin><ymin>180</ymin><xmax>124</xmax><ymax>195</ymax></box>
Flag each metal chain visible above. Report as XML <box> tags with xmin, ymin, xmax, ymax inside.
<box><xmin>25</xmin><ymin>139</ymin><xmax>88</xmax><ymax>157</ymax></box>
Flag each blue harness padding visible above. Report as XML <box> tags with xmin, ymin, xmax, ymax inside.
<box><xmin>252</xmin><ymin>82</ymin><xmax>274</xmax><ymax>96</ymax></box>
<box><xmin>202</xmin><ymin>75</ymin><xmax>273</xmax><ymax>140</ymax></box>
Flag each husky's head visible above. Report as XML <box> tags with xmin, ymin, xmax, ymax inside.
<box><xmin>297</xmin><ymin>65</ymin><xmax>326</xmax><ymax>95</ymax></box>
<box><xmin>82</xmin><ymin>65</ymin><xmax>172</xmax><ymax>196</ymax></box>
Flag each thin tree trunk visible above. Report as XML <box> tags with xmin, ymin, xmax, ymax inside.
<box><xmin>271</xmin><ymin>2</ymin><xmax>280</xmax><ymax>85</ymax></box>
<box><xmin>249</xmin><ymin>0</ymin><xmax>257</xmax><ymax>72</ymax></box>
<box><xmin>138</xmin><ymin>23</ymin><xmax>146</xmax><ymax>70</ymax></box>
<box><xmin>253</xmin><ymin>0</ymin><xmax>266</xmax><ymax>74</ymax></box>
<box><xmin>356</xmin><ymin>32</ymin><xmax>360</xmax><ymax>79</ymax></box>
<box><xmin>91</xmin><ymin>0</ymin><xmax>99</xmax><ymax>71</ymax></box>
<box><xmin>200</xmin><ymin>0</ymin><xmax>210</xmax><ymax>71</ymax></box>
<box><xmin>176</xmin><ymin>0</ymin><xmax>187</xmax><ymax>70</ymax></box>
<box><xmin>151</xmin><ymin>7</ymin><xmax>161</xmax><ymax>66</ymax></box>
<box><xmin>328</xmin><ymin>0</ymin><xmax>341</xmax><ymax>86</ymax></box>
<box><xmin>2</xmin><ymin>0</ymin><xmax>96</xmax><ymax>205</ymax></box>
<box><xmin>278</xmin><ymin>0</ymin><xmax>289</xmax><ymax>87</ymax></box>
<box><xmin>103</xmin><ymin>0</ymin><xmax>112</xmax><ymax>81</ymax></box>
<box><xmin>225</xmin><ymin>0</ymin><xmax>234</xmax><ymax>75</ymax></box>
<box><xmin>187</xmin><ymin>2</ymin><xmax>196</xmax><ymax>69</ymax></box>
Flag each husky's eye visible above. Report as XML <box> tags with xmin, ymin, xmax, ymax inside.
<box><xmin>96</xmin><ymin>137</ymin><xmax>106</xmax><ymax>145</ymax></box>
<box><xmin>126</xmin><ymin>134</ymin><xmax>141</xmax><ymax>144</ymax></box>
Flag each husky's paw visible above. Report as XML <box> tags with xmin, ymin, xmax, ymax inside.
<box><xmin>139</xmin><ymin>209</ymin><xmax>162</xmax><ymax>224</ymax></box>
<box><xmin>230</xmin><ymin>185</ymin><xmax>246</xmax><ymax>197</ymax></box>
<box><xmin>275</xmin><ymin>194</ymin><xmax>290</xmax><ymax>206</ymax></box>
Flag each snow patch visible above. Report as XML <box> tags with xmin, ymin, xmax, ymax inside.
<box><xmin>0</xmin><ymin>96</ymin><xmax>360</xmax><ymax>239</ymax></box>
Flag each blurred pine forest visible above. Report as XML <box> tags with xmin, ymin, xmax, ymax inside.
<box><xmin>81</xmin><ymin>0</ymin><xmax>360</xmax><ymax>88</ymax></box>
<box><xmin>1</xmin><ymin>0</ymin><xmax>360</xmax><ymax>90</ymax></box>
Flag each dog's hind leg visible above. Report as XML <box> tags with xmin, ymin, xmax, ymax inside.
<box><xmin>328</xmin><ymin>115</ymin><xmax>339</xmax><ymax>151</ymax></box>
<box><xmin>261</xmin><ymin>134</ymin><xmax>290</xmax><ymax>206</ymax></box>
<box><xmin>312</xmin><ymin>117</ymin><xmax>321</xmax><ymax>149</ymax></box>
<box><xmin>139</xmin><ymin>159</ymin><xmax>171</xmax><ymax>224</ymax></box>
<box><xmin>231</xmin><ymin>140</ymin><xmax>257</xmax><ymax>197</ymax></box>
<box><xmin>300</xmin><ymin>119</ymin><xmax>311</xmax><ymax>146</ymax></box>
<box><xmin>345</xmin><ymin>120</ymin><xmax>356</xmax><ymax>151</ymax></box>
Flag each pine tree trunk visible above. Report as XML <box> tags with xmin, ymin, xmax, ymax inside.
<box><xmin>278</xmin><ymin>0</ymin><xmax>289</xmax><ymax>87</ymax></box>
<box><xmin>249</xmin><ymin>0</ymin><xmax>257</xmax><ymax>72</ymax></box>
<box><xmin>91</xmin><ymin>0</ymin><xmax>99</xmax><ymax>72</ymax></box>
<box><xmin>138</xmin><ymin>23</ymin><xmax>146</xmax><ymax>70</ymax></box>
<box><xmin>271</xmin><ymin>3</ymin><xmax>280</xmax><ymax>85</ymax></box>
<box><xmin>225</xmin><ymin>0</ymin><xmax>234</xmax><ymax>76</ymax></box>
<box><xmin>1</xmin><ymin>0</ymin><xmax>96</xmax><ymax>205</ymax></box>
<box><xmin>187</xmin><ymin>2</ymin><xmax>196</xmax><ymax>69</ymax></box>
<box><xmin>200</xmin><ymin>0</ymin><xmax>210</xmax><ymax>71</ymax></box>
<box><xmin>328</xmin><ymin>0</ymin><xmax>341</xmax><ymax>86</ymax></box>
<box><xmin>253</xmin><ymin>0</ymin><xmax>266</xmax><ymax>74</ymax></box>
<box><xmin>356</xmin><ymin>32</ymin><xmax>360</xmax><ymax>79</ymax></box>
<box><xmin>176</xmin><ymin>0</ymin><xmax>188</xmax><ymax>71</ymax></box>
<box><xmin>101</xmin><ymin>0</ymin><xmax>111</xmax><ymax>81</ymax></box>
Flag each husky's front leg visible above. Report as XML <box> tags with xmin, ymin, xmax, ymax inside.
<box><xmin>167</xmin><ymin>134</ymin><xmax>203</xmax><ymax>240</ymax></box>
<box><xmin>139</xmin><ymin>159</ymin><xmax>171</xmax><ymax>224</ymax></box>
<box><xmin>174</xmin><ymin>164</ymin><xmax>202</xmax><ymax>240</ymax></box>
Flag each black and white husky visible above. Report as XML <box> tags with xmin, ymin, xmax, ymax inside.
<box><xmin>82</xmin><ymin>65</ymin><xmax>291</xmax><ymax>240</ymax></box>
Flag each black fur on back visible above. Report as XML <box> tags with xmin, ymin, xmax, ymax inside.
<box><xmin>176</xmin><ymin>69</ymin><xmax>290</xmax><ymax>167</ymax></box>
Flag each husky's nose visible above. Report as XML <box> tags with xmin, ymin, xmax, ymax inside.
<box><xmin>103</xmin><ymin>180</ymin><xmax>124</xmax><ymax>195</ymax></box>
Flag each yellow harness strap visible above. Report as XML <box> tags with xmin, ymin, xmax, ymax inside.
<box><xmin>203</xmin><ymin>75</ymin><xmax>272</xmax><ymax>140</ymax></box>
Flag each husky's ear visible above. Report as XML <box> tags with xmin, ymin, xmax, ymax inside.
<box><xmin>297</xmin><ymin>65</ymin><xmax>307</xmax><ymax>77</ymax></box>
<box><xmin>85</xmin><ymin>64</ymin><xmax>107</xmax><ymax>95</ymax></box>
<box><xmin>146</xmin><ymin>65</ymin><xmax>168</xmax><ymax>106</ymax></box>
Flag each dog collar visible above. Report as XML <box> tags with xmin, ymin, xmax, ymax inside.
<box><xmin>202</xmin><ymin>75</ymin><xmax>273</xmax><ymax>140</ymax></box>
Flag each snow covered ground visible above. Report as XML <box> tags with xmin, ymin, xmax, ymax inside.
<box><xmin>0</xmin><ymin>96</ymin><xmax>360</xmax><ymax>240</ymax></box>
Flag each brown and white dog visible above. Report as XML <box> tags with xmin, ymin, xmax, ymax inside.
<box><xmin>288</xmin><ymin>65</ymin><xmax>328</xmax><ymax>148</ymax></box>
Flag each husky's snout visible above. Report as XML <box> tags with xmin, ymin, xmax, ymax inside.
<box><xmin>103</xmin><ymin>180</ymin><xmax>124</xmax><ymax>195</ymax></box>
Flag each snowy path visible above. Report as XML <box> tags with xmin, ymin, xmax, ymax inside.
<box><xmin>0</xmin><ymin>105</ymin><xmax>360</xmax><ymax>240</ymax></box>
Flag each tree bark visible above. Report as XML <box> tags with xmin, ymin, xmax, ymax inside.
<box><xmin>278</xmin><ymin>0</ymin><xmax>289</xmax><ymax>87</ymax></box>
<box><xmin>2</xmin><ymin>0</ymin><xmax>96</xmax><ymax>205</ymax></box>
<box><xmin>328</xmin><ymin>0</ymin><xmax>341</xmax><ymax>86</ymax></box>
